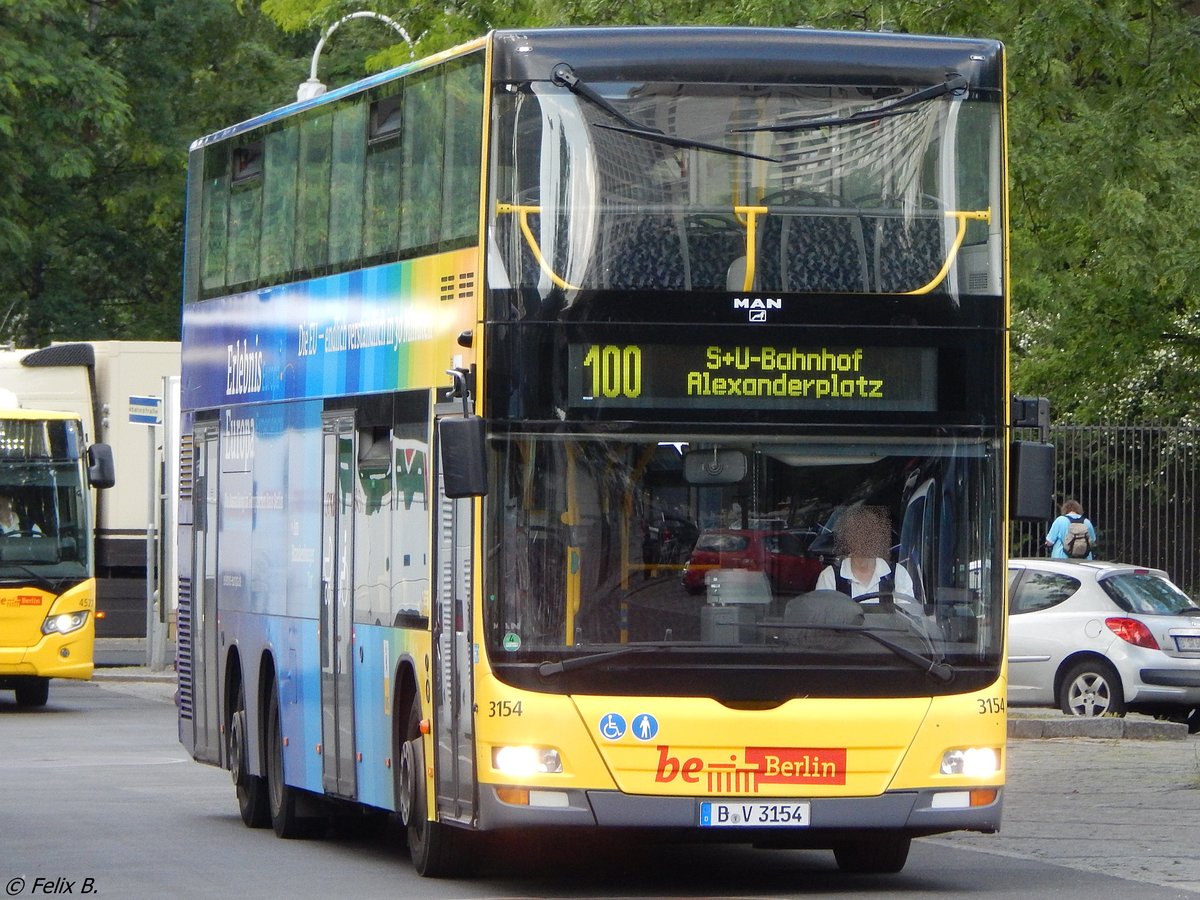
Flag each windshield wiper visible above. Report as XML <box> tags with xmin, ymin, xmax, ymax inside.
<box><xmin>772</xmin><ymin>622</ymin><xmax>955</xmax><ymax>683</ymax></box>
<box><xmin>550</xmin><ymin>63</ymin><xmax>778</xmax><ymax>163</ymax></box>
<box><xmin>1</xmin><ymin>563</ymin><xmax>60</xmax><ymax>593</ymax></box>
<box><xmin>732</xmin><ymin>73</ymin><xmax>968</xmax><ymax>134</ymax></box>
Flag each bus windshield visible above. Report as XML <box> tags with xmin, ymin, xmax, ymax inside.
<box><xmin>485</xmin><ymin>433</ymin><xmax>1001</xmax><ymax>700</ymax></box>
<box><xmin>0</xmin><ymin>419</ymin><xmax>90</xmax><ymax>580</ymax></box>
<box><xmin>491</xmin><ymin>75</ymin><xmax>1000</xmax><ymax>300</ymax></box>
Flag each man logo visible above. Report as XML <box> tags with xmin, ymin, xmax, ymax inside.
<box><xmin>733</xmin><ymin>297</ymin><xmax>781</xmax><ymax>323</ymax></box>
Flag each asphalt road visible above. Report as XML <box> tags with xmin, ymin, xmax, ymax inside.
<box><xmin>5</xmin><ymin>665</ymin><xmax>1199</xmax><ymax>898</ymax></box>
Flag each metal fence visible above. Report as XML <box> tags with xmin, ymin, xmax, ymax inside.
<box><xmin>1012</xmin><ymin>424</ymin><xmax>1200</xmax><ymax>595</ymax></box>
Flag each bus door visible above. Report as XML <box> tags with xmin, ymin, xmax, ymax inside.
<box><xmin>432</xmin><ymin>404</ymin><xmax>476</xmax><ymax>824</ymax></box>
<box><xmin>184</xmin><ymin>422</ymin><xmax>221</xmax><ymax>765</ymax></box>
<box><xmin>320</xmin><ymin>413</ymin><xmax>357</xmax><ymax>797</ymax></box>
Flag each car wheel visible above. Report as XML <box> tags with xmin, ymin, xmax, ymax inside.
<box><xmin>1186</xmin><ymin>709</ymin><xmax>1200</xmax><ymax>735</ymax></box>
<box><xmin>1059</xmin><ymin>659</ymin><xmax>1125</xmax><ymax>717</ymax></box>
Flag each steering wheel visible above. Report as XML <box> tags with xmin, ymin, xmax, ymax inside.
<box><xmin>2</xmin><ymin>529</ymin><xmax>44</xmax><ymax>538</ymax></box>
<box><xmin>852</xmin><ymin>590</ymin><xmax>918</xmax><ymax>606</ymax></box>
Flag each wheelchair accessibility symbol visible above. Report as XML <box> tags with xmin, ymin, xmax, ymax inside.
<box><xmin>599</xmin><ymin>713</ymin><xmax>626</xmax><ymax>741</ymax></box>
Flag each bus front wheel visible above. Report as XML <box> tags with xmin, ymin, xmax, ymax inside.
<box><xmin>832</xmin><ymin>834</ymin><xmax>911</xmax><ymax>874</ymax></box>
<box><xmin>400</xmin><ymin>703</ymin><xmax>473</xmax><ymax>877</ymax></box>
<box><xmin>15</xmin><ymin>677</ymin><xmax>49</xmax><ymax>707</ymax></box>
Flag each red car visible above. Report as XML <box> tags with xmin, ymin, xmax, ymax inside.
<box><xmin>681</xmin><ymin>529</ymin><xmax>823</xmax><ymax>595</ymax></box>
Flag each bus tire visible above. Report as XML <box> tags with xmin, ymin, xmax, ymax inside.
<box><xmin>833</xmin><ymin>834</ymin><xmax>911</xmax><ymax>873</ymax></box>
<box><xmin>15</xmin><ymin>677</ymin><xmax>49</xmax><ymax>707</ymax></box>
<box><xmin>266</xmin><ymin>682</ymin><xmax>323</xmax><ymax>839</ymax></box>
<box><xmin>401</xmin><ymin>703</ymin><xmax>472</xmax><ymax>877</ymax></box>
<box><xmin>230</xmin><ymin>684</ymin><xmax>269</xmax><ymax>828</ymax></box>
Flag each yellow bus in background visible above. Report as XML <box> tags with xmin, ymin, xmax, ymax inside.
<box><xmin>0</xmin><ymin>406</ymin><xmax>114</xmax><ymax>706</ymax></box>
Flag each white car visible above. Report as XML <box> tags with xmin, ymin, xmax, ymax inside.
<box><xmin>1007</xmin><ymin>558</ymin><xmax>1200</xmax><ymax>731</ymax></box>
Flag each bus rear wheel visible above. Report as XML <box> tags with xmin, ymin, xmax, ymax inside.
<box><xmin>15</xmin><ymin>677</ymin><xmax>49</xmax><ymax>707</ymax></box>
<box><xmin>230</xmin><ymin>684</ymin><xmax>269</xmax><ymax>828</ymax></box>
<box><xmin>833</xmin><ymin>834</ymin><xmax>912</xmax><ymax>874</ymax></box>
<box><xmin>400</xmin><ymin>703</ymin><xmax>473</xmax><ymax>877</ymax></box>
<box><xmin>266</xmin><ymin>682</ymin><xmax>323</xmax><ymax>839</ymax></box>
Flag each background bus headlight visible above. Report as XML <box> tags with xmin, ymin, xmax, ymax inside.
<box><xmin>492</xmin><ymin>745</ymin><xmax>563</xmax><ymax>777</ymax></box>
<box><xmin>42</xmin><ymin>611</ymin><xmax>89</xmax><ymax>635</ymax></box>
<box><xmin>940</xmin><ymin>747</ymin><xmax>999</xmax><ymax>777</ymax></box>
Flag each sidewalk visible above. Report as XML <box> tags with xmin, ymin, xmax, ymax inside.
<box><xmin>93</xmin><ymin>637</ymin><xmax>176</xmax><ymax>683</ymax></box>
<box><xmin>933</xmin><ymin>735</ymin><xmax>1200</xmax><ymax>894</ymax></box>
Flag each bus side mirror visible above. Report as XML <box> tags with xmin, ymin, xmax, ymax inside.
<box><xmin>439</xmin><ymin>416</ymin><xmax>488</xmax><ymax>499</ymax></box>
<box><xmin>1010</xmin><ymin>440</ymin><xmax>1054</xmax><ymax>521</ymax></box>
<box><xmin>87</xmin><ymin>443</ymin><xmax>116</xmax><ymax>489</ymax></box>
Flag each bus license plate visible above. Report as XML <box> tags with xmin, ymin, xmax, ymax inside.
<box><xmin>699</xmin><ymin>800</ymin><xmax>810</xmax><ymax>827</ymax></box>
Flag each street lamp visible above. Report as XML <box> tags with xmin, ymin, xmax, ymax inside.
<box><xmin>297</xmin><ymin>10</ymin><xmax>414</xmax><ymax>102</ymax></box>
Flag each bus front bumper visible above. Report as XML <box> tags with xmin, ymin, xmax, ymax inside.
<box><xmin>0</xmin><ymin>633</ymin><xmax>95</xmax><ymax>681</ymax></box>
<box><xmin>477</xmin><ymin>785</ymin><xmax>1002</xmax><ymax>837</ymax></box>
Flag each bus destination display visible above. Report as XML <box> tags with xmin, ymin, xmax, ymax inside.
<box><xmin>568</xmin><ymin>343</ymin><xmax>938</xmax><ymax>412</ymax></box>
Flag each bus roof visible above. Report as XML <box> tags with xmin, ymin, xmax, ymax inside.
<box><xmin>189</xmin><ymin>26</ymin><xmax>1002</xmax><ymax>152</ymax></box>
<box><xmin>0</xmin><ymin>407</ymin><xmax>82</xmax><ymax>423</ymax></box>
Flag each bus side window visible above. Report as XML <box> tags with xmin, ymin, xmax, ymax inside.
<box><xmin>297</xmin><ymin>113</ymin><xmax>333</xmax><ymax>272</ymax></box>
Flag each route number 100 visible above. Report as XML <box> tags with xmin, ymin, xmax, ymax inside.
<box><xmin>582</xmin><ymin>345</ymin><xmax>642</xmax><ymax>399</ymax></box>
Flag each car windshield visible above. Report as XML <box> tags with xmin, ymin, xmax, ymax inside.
<box><xmin>1101</xmin><ymin>572</ymin><xmax>1200</xmax><ymax>616</ymax></box>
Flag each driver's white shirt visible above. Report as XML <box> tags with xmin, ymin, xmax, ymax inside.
<box><xmin>0</xmin><ymin>516</ymin><xmax>40</xmax><ymax>536</ymax></box>
<box><xmin>816</xmin><ymin>557</ymin><xmax>915</xmax><ymax>601</ymax></box>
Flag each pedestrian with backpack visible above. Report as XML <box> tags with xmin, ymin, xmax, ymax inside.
<box><xmin>1045</xmin><ymin>499</ymin><xmax>1097</xmax><ymax>559</ymax></box>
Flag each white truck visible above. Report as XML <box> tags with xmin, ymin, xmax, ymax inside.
<box><xmin>0</xmin><ymin>341</ymin><xmax>180</xmax><ymax>637</ymax></box>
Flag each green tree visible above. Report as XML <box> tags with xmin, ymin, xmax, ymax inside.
<box><xmin>0</xmin><ymin>0</ymin><xmax>306</xmax><ymax>346</ymax></box>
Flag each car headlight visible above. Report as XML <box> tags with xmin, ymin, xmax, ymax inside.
<box><xmin>940</xmin><ymin>747</ymin><xmax>1000</xmax><ymax>777</ymax></box>
<box><xmin>492</xmin><ymin>745</ymin><xmax>563</xmax><ymax>777</ymax></box>
<box><xmin>42</xmin><ymin>611</ymin><xmax>89</xmax><ymax>636</ymax></box>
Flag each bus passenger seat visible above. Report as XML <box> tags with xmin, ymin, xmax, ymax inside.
<box><xmin>603</xmin><ymin>215</ymin><xmax>688</xmax><ymax>291</ymax></box>
<box><xmin>758</xmin><ymin>192</ymin><xmax>869</xmax><ymax>293</ymax></box>
<box><xmin>865</xmin><ymin>212</ymin><xmax>945</xmax><ymax>294</ymax></box>
<box><xmin>685</xmin><ymin>216</ymin><xmax>746</xmax><ymax>290</ymax></box>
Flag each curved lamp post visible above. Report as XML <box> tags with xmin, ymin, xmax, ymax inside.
<box><xmin>297</xmin><ymin>10</ymin><xmax>414</xmax><ymax>102</ymax></box>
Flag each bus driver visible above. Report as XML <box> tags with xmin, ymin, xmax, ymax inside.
<box><xmin>816</xmin><ymin>505</ymin><xmax>914</xmax><ymax>603</ymax></box>
<box><xmin>0</xmin><ymin>494</ymin><xmax>40</xmax><ymax>536</ymax></box>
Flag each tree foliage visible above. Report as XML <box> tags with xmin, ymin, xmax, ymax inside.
<box><xmin>0</xmin><ymin>0</ymin><xmax>307</xmax><ymax>345</ymax></box>
<box><xmin>4</xmin><ymin>0</ymin><xmax>1199</xmax><ymax>424</ymax></box>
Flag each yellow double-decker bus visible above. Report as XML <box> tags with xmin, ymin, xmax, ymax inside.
<box><xmin>178</xmin><ymin>26</ymin><xmax>1038</xmax><ymax>875</ymax></box>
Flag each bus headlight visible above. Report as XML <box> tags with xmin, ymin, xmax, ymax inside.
<box><xmin>42</xmin><ymin>611</ymin><xmax>89</xmax><ymax>636</ymax></box>
<box><xmin>492</xmin><ymin>745</ymin><xmax>563</xmax><ymax>777</ymax></box>
<box><xmin>940</xmin><ymin>747</ymin><xmax>999</xmax><ymax>777</ymax></box>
